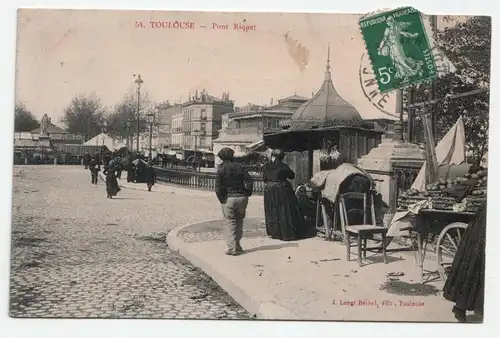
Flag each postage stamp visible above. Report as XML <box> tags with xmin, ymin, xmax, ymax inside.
<box><xmin>359</xmin><ymin>7</ymin><xmax>437</xmax><ymax>93</ymax></box>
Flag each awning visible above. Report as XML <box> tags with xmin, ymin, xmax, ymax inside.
<box><xmin>247</xmin><ymin>140</ymin><xmax>268</xmax><ymax>152</ymax></box>
<box><xmin>166</xmin><ymin>151</ymin><xmax>177</xmax><ymax>156</ymax></box>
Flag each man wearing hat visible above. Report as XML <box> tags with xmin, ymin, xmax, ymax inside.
<box><xmin>215</xmin><ymin>147</ymin><xmax>254</xmax><ymax>256</ymax></box>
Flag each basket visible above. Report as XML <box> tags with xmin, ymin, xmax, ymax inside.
<box><xmin>463</xmin><ymin>197</ymin><xmax>487</xmax><ymax>213</ymax></box>
<box><xmin>428</xmin><ymin>196</ymin><xmax>458</xmax><ymax>210</ymax></box>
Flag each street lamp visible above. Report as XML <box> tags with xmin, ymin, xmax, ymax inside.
<box><xmin>147</xmin><ymin>112</ymin><xmax>155</xmax><ymax>159</ymax></box>
<box><xmin>192</xmin><ymin>129</ymin><xmax>202</xmax><ymax>172</ymax></box>
<box><xmin>134</xmin><ymin>74</ymin><xmax>144</xmax><ymax>152</ymax></box>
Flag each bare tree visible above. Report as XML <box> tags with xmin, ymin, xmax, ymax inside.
<box><xmin>61</xmin><ymin>93</ymin><xmax>108</xmax><ymax>141</ymax></box>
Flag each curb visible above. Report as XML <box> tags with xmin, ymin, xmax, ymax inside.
<box><xmin>166</xmin><ymin>222</ymin><xmax>299</xmax><ymax>320</ymax></box>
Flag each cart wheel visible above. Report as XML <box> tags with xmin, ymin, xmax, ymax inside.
<box><xmin>436</xmin><ymin>222</ymin><xmax>468</xmax><ymax>282</ymax></box>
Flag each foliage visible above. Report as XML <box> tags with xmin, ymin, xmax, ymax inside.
<box><xmin>105</xmin><ymin>91</ymin><xmax>154</xmax><ymax>138</ymax></box>
<box><xmin>403</xmin><ymin>16</ymin><xmax>490</xmax><ymax>165</ymax></box>
<box><xmin>14</xmin><ymin>102</ymin><xmax>40</xmax><ymax>132</ymax></box>
<box><xmin>437</xmin><ymin>16</ymin><xmax>491</xmax><ymax>86</ymax></box>
<box><xmin>60</xmin><ymin>93</ymin><xmax>108</xmax><ymax>141</ymax></box>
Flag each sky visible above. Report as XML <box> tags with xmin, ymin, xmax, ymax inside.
<box><xmin>14</xmin><ymin>9</ymin><xmax>463</xmax><ymax>123</ymax></box>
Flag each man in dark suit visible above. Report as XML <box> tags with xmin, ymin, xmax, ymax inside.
<box><xmin>215</xmin><ymin>147</ymin><xmax>253</xmax><ymax>256</ymax></box>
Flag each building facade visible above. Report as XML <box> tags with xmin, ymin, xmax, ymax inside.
<box><xmin>171</xmin><ymin>112</ymin><xmax>184</xmax><ymax>149</ymax></box>
<box><xmin>156</xmin><ymin>103</ymin><xmax>182</xmax><ymax>151</ymax></box>
<box><xmin>212</xmin><ymin>95</ymin><xmax>308</xmax><ymax>164</ymax></box>
<box><xmin>181</xmin><ymin>89</ymin><xmax>233</xmax><ymax>152</ymax></box>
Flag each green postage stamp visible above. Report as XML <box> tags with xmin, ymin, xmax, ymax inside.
<box><xmin>359</xmin><ymin>7</ymin><xmax>437</xmax><ymax>93</ymax></box>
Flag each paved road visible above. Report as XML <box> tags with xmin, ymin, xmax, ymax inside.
<box><xmin>9</xmin><ymin>165</ymin><xmax>263</xmax><ymax>319</ymax></box>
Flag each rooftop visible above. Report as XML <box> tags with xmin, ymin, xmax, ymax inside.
<box><xmin>31</xmin><ymin>123</ymin><xmax>68</xmax><ymax>135</ymax></box>
<box><xmin>286</xmin><ymin>44</ymin><xmax>362</xmax><ymax>131</ymax></box>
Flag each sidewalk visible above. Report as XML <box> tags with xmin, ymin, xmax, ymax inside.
<box><xmin>167</xmin><ymin>218</ymin><xmax>462</xmax><ymax>322</ymax></box>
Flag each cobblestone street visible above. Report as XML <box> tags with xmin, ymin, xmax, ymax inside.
<box><xmin>9</xmin><ymin>165</ymin><xmax>263</xmax><ymax>319</ymax></box>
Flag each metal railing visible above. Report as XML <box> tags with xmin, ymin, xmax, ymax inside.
<box><xmin>154</xmin><ymin>167</ymin><xmax>265</xmax><ymax>195</ymax></box>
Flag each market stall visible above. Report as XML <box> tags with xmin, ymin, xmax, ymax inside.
<box><xmin>397</xmin><ymin>165</ymin><xmax>486</xmax><ymax>282</ymax></box>
<box><xmin>392</xmin><ymin>115</ymin><xmax>487</xmax><ymax>283</ymax></box>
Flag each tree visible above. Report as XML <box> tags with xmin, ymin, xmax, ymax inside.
<box><xmin>403</xmin><ymin>16</ymin><xmax>491</xmax><ymax>165</ymax></box>
<box><xmin>60</xmin><ymin>93</ymin><xmax>108</xmax><ymax>141</ymax></box>
<box><xmin>105</xmin><ymin>90</ymin><xmax>154</xmax><ymax>138</ymax></box>
<box><xmin>14</xmin><ymin>102</ymin><xmax>39</xmax><ymax>132</ymax></box>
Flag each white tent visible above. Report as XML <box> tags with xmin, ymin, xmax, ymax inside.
<box><xmin>411</xmin><ymin>116</ymin><xmax>466</xmax><ymax>191</ymax></box>
<box><xmin>84</xmin><ymin>133</ymin><xmax>126</xmax><ymax>151</ymax></box>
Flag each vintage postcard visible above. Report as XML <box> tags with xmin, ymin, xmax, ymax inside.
<box><xmin>11</xmin><ymin>8</ymin><xmax>490</xmax><ymax>323</ymax></box>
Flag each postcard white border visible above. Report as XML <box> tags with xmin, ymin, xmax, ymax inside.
<box><xmin>1</xmin><ymin>1</ymin><xmax>498</xmax><ymax>338</ymax></box>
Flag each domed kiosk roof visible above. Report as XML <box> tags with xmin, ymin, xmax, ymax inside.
<box><xmin>285</xmin><ymin>45</ymin><xmax>363</xmax><ymax>131</ymax></box>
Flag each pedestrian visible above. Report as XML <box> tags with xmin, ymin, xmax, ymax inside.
<box><xmin>215</xmin><ymin>147</ymin><xmax>253</xmax><ymax>256</ymax></box>
<box><xmin>103</xmin><ymin>160</ymin><xmax>121</xmax><ymax>199</ymax></box>
<box><xmin>127</xmin><ymin>157</ymin><xmax>135</xmax><ymax>183</ymax></box>
<box><xmin>442</xmin><ymin>204</ymin><xmax>486</xmax><ymax>322</ymax></box>
<box><xmin>262</xmin><ymin>149</ymin><xmax>305</xmax><ymax>241</ymax></box>
<box><xmin>115</xmin><ymin>156</ymin><xmax>123</xmax><ymax>179</ymax></box>
<box><xmin>83</xmin><ymin>152</ymin><xmax>91</xmax><ymax>169</ymax></box>
<box><xmin>144</xmin><ymin>160</ymin><xmax>156</xmax><ymax>191</ymax></box>
<box><xmin>89</xmin><ymin>158</ymin><xmax>101</xmax><ymax>185</ymax></box>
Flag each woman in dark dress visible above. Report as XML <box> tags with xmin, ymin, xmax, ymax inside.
<box><xmin>443</xmin><ymin>204</ymin><xmax>486</xmax><ymax>322</ymax></box>
<box><xmin>104</xmin><ymin>160</ymin><xmax>121</xmax><ymax>199</ymax></box>
<box><xmin>263</xmin><ymin>149</ymin><xmax>304</xmax><ymax>241</ymax></box>
<box><xmin>144</xmin><ymin>160</ymin><xmax>156</xmax><ymax>191</ymax></box>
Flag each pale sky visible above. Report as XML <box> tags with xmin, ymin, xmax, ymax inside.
<box><xmin>15</xmin><ymin>9</ymin><xmax>462</xmax><ymax>122</ymax></box>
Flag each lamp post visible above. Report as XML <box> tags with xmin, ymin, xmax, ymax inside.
<box><xmin>192</xmin><ymin>129</ymin><xmax>201</xmax><ymax>172</ymax></box>
<box><xmin>134</xmin><ymin>74</ymin><xmax>144</xmax><ymax>152</ymax></box>
<box><xmin>146</xmin><ymin>112</ymin><xmax>155</xmax><ymax>159</ymax></box>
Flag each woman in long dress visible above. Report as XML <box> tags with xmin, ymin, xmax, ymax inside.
<box><xmin>443</xmin><ymin>204</ymin><xmax>486</xmax><ymax>322</ymax></box>
<box><xmin>104</xmin><ymin>160</ymin><xmax>121</xmax><ymax>199</ymax></box>
<box><xmin>263</xmin><ymin>149</ymin><xmax>305</xmax><ymax>241</ymax></box>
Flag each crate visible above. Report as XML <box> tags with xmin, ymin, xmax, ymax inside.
<box><xmin>397</xmin><ymin>195</ymin><xmax>428</xmax><ymax>209</ymax></box>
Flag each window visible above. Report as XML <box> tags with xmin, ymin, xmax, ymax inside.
<box><xmin>200</xmin><ymin>123</ymin><xmax>206</xmax><ymax>131</ymax></box>
<box><xmin>200</xmin><ymin>137</ymin><xmax>205</xmax><ymax>147</ymax></box>
<box><xmin>201</xmin><ymin>109</ymin><xmax>207</xmax><ymax>119</ymax></box>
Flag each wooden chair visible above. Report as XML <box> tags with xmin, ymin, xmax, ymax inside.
<box><xmin>339</xmin><ymin>192</ymin><xmax>388</xmax><ymax>267</ymax></box>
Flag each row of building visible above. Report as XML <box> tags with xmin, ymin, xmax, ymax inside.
<box><xmin>14</xmin><ymin>54</ymin><xmax>396</xmax><ymax>163</ymax></box>
<box><xmin>154</xmin><ymin>89</ymin><xmax>312</xmax><ymax>159</ymax></box>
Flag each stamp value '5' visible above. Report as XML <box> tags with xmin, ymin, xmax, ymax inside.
<box><xmin>359</xmin><ymin>7</ymin><xmax>437</xmax><ymax>93</ymax></box>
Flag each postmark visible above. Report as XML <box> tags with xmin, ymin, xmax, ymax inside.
<box><xmin>359</xmin><ymin>7</ymin><xmax>437</xmax><ymax>93</ymax></box>
<box><xmin>359</xmin><ymin>53</ymin><xmax>398</xmax><ymax>118</ymax></box>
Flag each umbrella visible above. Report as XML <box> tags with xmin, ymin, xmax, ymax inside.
<box><xmin>411</xmin><ymin>116</ymin><xmax>466</xmax><ymax>191</ymax></box>
<box><xmin>132</xmin><ymin>159</ymin><xmax>147</xmax><ymax>165</ymax></box>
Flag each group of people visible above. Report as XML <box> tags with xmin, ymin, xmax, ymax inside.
<box><xmin>214</xmin><ymin>146</ymin><xmax>485</xmax><ymax>322</ymax></box>
<box><xmin>214</xmin><ymin>147</ymin><xmax>312</xmax><ymax>256</ymax></box>
<box><xmin>87</xmin><ymin>154</ymin><xmax>156</xmax><ymax>198</ymax></box>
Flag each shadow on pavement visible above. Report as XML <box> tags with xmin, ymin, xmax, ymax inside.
<box><xmin>381</xmin><ymin>279</ymin><xmax>440</xmax><ymax>296</ymax></box>
<box><xmin>243</xmin><ymin>243</ymin><xmax>299</xmax><ymax>254</ymax></box>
